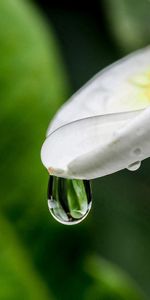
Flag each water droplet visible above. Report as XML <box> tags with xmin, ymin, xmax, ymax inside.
<box><xmin>47</xmin><ymin>176</ymin><xmax>92</xmax><ymax>225</ymax></box>
<box><xmin>127</xmin><ymin>161</ymin><xmax>141</xmax><ymax>171</ymax></box>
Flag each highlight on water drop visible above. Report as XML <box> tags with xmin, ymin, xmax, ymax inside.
<box><xmin>47</xmin><ymin>176</ymin><xmax>92</xmax><ymax>225</ymax></box>
<box><xmin>127</xmin><ymin>161</ymin><xmax>141</xmax><ymax>171</ymax></box>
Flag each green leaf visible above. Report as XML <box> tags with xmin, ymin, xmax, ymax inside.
<box><xmin>0</xmin><ymin>214</ymin><xmax>54</xmax><ymax>300</ymax></box>
<box><xmin>69</xmin><ymin>180</ymin><xmax>88</xmax><ymax>218</ymax></box>
<box><xmin>0</xmin><ymin>0</ymin><xmax>69</xmax><ymax>229</ymax></box>
<box><xmin>84</xmin><ymin>256</ymin><xmax>146</xmax><ymax>300</ymax></box>
<box><xmin>103</xmin><ymin>0</ymin><xmax>150</xmax><ymax>52</ymax></box>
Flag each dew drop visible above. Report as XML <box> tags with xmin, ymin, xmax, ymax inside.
<box><xmin>47</xmin><ymin>176</ymin><xmax>92</xmax><ymax>225</ymax></box>
<box><xmin>127</xmin><ymin>161</ymin><xmax>141</xmax><ymax>171</ymax></box>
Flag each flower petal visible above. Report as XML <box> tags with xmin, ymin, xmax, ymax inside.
<box><xmin>47</xmin><ymin>46</ymin><xmax>150</xmax><ymax>136</ymax></box>
<box><xmin>41</xmin><ymin>47</ymin><xmax>150</xmax><ymax>179</ymax></box>
<box><xmin>41</xmin><ymin>109</ymin><xmax>147</xmax><ymax>179</ymax></box>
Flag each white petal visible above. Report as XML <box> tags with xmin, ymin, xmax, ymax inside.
<box><xmin>47</xmin><ymin>46</ymin><xmax>150</xmax><ymax>136</ymax></box>
<box><xmin>41</xmin><ymin>109</ymin><xmax>150</xmax><ymax>179</ymax></box>
<box><xmin>41</xmin><ymin>46</ymin><xmax>150</xmax><ymax>179</ymax></box>
<box><xmin>68</xmin><ymin>107</ymin><xmax>150</xmax><ymax>179</ymax></box>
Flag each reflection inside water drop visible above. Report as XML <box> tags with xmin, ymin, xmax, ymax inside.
<box><xmin>127</xmin><ymin>161</ymin><xmax>141</xmax><ymax>171</ymax></box>
<box><xmin>47</xmin><ymin>176</ymin><xmax>92</xmax><ymax>225</ymax></box>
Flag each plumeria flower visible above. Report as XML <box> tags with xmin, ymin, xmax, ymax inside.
<box><xmin>41</xmin><ymin>46</ymin><xmax>150</xmax><ymax>180</ymax></box>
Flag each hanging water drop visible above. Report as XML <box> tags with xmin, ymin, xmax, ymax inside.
<box><xmin>47</xmin><ymin>176</ymin><xmax>92</xmax><ymax>225</ymax></box>
<box><xmin>127</xmin><ymin>161</ymin><xmax>141</xmax><ymax>171</ymax></box>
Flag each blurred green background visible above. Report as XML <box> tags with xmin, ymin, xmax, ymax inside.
<box><xmin>0</xmin><ymin>0</ymin><xmax>150</xmax><ymax>299</ymax></box>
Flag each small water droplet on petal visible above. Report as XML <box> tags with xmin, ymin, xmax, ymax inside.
<box><xmin>127</xmin><ymin>161</ymin><xmax>141</xmax><ymax>171</ymax></box>
<box><xmin>47</xmin><ymin>176</ymin><xmax>92</xmax><ymax>225</ymax></box>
